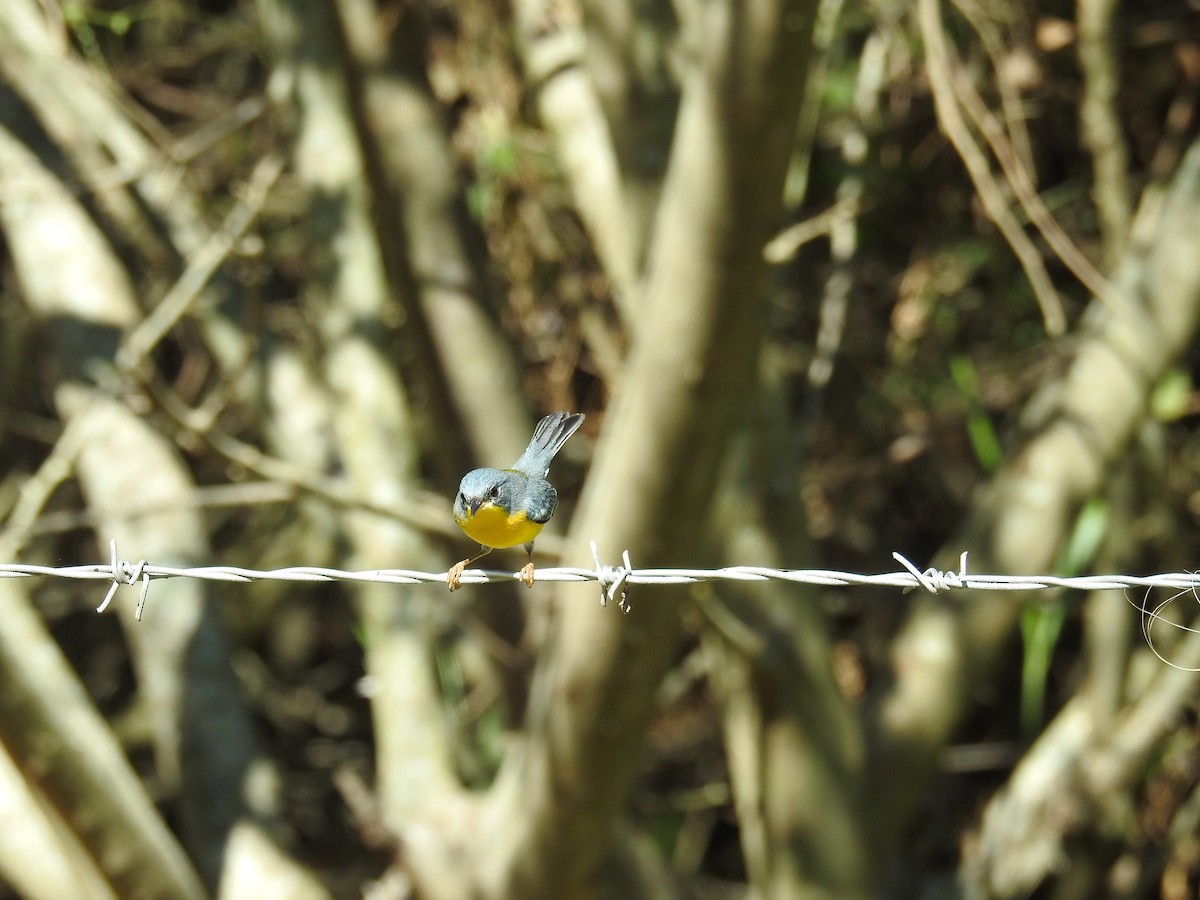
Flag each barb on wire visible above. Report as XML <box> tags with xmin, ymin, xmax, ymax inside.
<box><xmin>591</xmin><ymin>541</ymin><xmax>634</xmax><ymax>613</ymax></box>
<box><xmin>895</xmin><ymin>550</ymin><xmax>970</xmax><ymax>593</ymax></box>
<box><xmin>96</xmin><ymin>540</ymin><xmax>151</xmax><ymax>621</ymax></box>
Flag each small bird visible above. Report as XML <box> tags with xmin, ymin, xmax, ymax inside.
<box><xmin>447</xmin><ymin>412</ymin><xmax>585</xmax><ymax>591</ymax></box>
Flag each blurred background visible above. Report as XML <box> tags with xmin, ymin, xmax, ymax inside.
<box><xmin>0</xmin><ymin>0</ymin><xmax>1199</xmax><ymax>897</ymax></box>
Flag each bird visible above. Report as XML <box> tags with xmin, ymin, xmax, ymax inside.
<box><xmin>447</xmin><ymin>411</ymin><xmax>585</xmax><ymax>591</ymax></box>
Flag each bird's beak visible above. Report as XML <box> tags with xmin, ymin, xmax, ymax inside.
<box><xmin>468</xmin><ymin>497</ymin><xmax>484</xmax><ymax>516</ymax></box>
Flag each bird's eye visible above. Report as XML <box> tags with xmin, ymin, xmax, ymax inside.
<box><xmin>459</xmin><ymin>492</ymin><xmax>466</xmax><ymax>504</ymax></box>
<box><xmin>489</xmin><ymin>485</ymin><xmax>500</xmax><ymax>499</ymax></box>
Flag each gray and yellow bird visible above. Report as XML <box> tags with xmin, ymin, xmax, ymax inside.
<box><xmin>447</xmin><ymin>412</ymin><xmax>585</xmax><ymax>591</ymax></box>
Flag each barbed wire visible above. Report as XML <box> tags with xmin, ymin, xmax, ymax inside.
<box><xmin>4</xmin><ymin>543</ymin><xmax>1200</xmax><ymax>633</ymax></box>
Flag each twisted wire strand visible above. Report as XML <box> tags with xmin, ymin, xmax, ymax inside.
<box><xmin>0</xmin><ymin>543</ymin><xmax>1196</xmax><ymax>626</ymax></box>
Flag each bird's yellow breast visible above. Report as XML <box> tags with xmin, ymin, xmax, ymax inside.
<box><xmin>456</xmin><ymin>502</ymin><xmax>544</xmax><ymax>549</ymax></box>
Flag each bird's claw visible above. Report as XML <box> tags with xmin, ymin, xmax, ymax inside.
<box><xmin>447</xmin><ymin>560</ymin><xmax>469</xmax><ymax>592</ymax></box>
<box><xmin>520</xmin><ymin>562</ymin><xmax>535</xmax><ymax>589</ymax></box>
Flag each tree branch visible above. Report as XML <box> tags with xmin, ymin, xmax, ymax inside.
<box><xmin>478</xmin><ymin>2</ymin><xmax>821</xmax><ymax>896</ymax></box>
<box><xmin>1077</xmin><ymin>0</ymin><xmax>1132</xmax><ymax>268</ymax></box>
<box><xmin>512</xmin><ymin>0</ymin><xmax>643</xmax><ymax>320</ymax></box>
<box><xmin>874</xmin><ymin>136</ymin><xmax>1200</xmax><ymax>852</ymax></box>
<box><xmin>256</xmin><ymin>4</ymin><xmax>471</xmax><ymax>894</ymax></box>
<box><xmin>918</xmin><ymin>0</ymin><xmax>1067</xmax><ymax>336</ymax></box>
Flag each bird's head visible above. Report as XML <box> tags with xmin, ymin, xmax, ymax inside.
<box><xmin>454</xmin><ymin>468</ymin><xmax>518</xmax><ymax>520</ymax></box>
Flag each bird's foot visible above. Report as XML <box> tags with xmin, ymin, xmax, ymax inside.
<box><xmin>447</xmin><ymin>560</ymin><xmax>469</xmax><ymax>591</ymax></box>
<box><xmin>519</xmin><ymin>561</ymin><xmax>535</xmax><ymax>589</ymax></box>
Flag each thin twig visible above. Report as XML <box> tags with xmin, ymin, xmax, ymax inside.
<box><xmin>763</xmin><ymin>196</ymin><xmax>865</xmax><ymax>263</ymax></box>
<box><xmin>0</xmin><ymin>416</ymin><xmax>91</xmax><ymax>559</ymax></box>
<box><xmin>26</xmin><ymin>482</ymin><xmax>298</xmax><ymax>538</ymax></box>
<box><xmin>918</xmin><ymin>0</ymin><xmax>1067</xmax><ymax>336</ymax></box>
<box><xmin>950</xmin><ymin>67</ymin><xmax>1127</xmax><ymax>311</ymax></box>
<box><xmin>949</xmin><ymin>0</ymin><xmax>1035</xmax><ymax>187</ymax></box>
<box><xmin>115</xmin><ymin>152</ymin><xmax>286</xmax><ymax>373</ymax></box>
<box><xmin>1076</xmin><ymin>0</ymin><xmax>1131</xmax><ymax>267</ymax></box>
<box><xmin>145</xmin><ymin>384</ymin><xmax>468</xmax><ymax>543</ymax></box>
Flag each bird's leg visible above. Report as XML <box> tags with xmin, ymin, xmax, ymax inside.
<box><xmin>519</xmin><ymin>542</ymin><xmax>537</xmax><ymax>588</ymax></box>
<box><xmin>448</xmin><ymin>545</ymin><xmax>492</xmax><ymax>591</ymax></box>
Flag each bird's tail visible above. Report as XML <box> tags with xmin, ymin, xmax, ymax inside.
<box><xmin>513</xmin><ymin>412</ymin><xmax>585</xmax><ymax>477</ymax></box>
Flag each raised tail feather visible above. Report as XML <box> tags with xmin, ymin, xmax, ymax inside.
<box><xmin>513</xmin><ymin>412</ymin><xmax>585</xmax><ymax>477</ymax></box>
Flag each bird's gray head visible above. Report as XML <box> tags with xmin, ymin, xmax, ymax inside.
<box><xmin>454</xmin><ymin>467</ymin><xmax>524</xmax><ymax>519</ymax></box>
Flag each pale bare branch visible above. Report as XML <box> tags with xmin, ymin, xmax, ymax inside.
<box><xmin>918</xmin><ymin>0</ymin><xmax>1067</xmax><ymax>336</ymax></box>
<box><xmin>1077</xmin><ymin>0</ymin><xmax>1132</xmax><ymax>267</ymax></box>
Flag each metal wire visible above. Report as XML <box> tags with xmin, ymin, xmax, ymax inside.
<box><xmin>3</xmin><ymin>542</ymin><xmax>1198</xmax><ymax>623</ymax></box>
